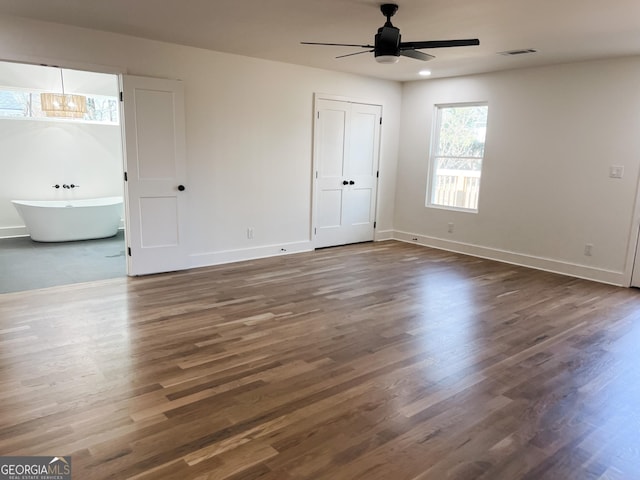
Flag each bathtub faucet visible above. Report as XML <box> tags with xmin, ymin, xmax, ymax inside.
<box><xmin>62</xmin><ymin>184</ymin><xmax>80</xmax><ymax>189</ymax></box>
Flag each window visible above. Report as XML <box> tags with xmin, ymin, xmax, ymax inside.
<box><xmin>0</xmin><ymin>89</ymin><xmax>119</xmax><ymax>124</ymax></box>
<box><xmin>427</xmin><ymin>103</ymin><xmax>488</xmax><ymax>211</ymax></box>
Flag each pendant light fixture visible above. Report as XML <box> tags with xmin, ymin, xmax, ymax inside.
<box><xmin>40</xmin><ymin>69</ymin><xmax>87</xmax><ymax>118</ymax></box>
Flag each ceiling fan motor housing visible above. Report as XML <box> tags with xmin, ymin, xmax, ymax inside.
<box><xmin>375</xmin><ymin>25</ymin><xmax>401</xmax><ymax>58</ymax></box>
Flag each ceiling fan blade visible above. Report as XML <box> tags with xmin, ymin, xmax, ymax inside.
<box><xmin>336</xmin><ymin>50</ymin><xmax>375</xmax><ymax>59</ymax></box>
<box><xmin>400</xmin><ymin>49</ymin><xmax>435</xmax><ymax>61</ymax></box>
<box><xmin>400</xmin><ymin>39</ymin><xmax>480</xmax><ymax>49</ymax></box>
<box><xmin>301</xmin><ymin>42</ymin><xmax>374</xmax><ymax>48</ymax></box>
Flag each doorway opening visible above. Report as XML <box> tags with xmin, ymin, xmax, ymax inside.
<box><xmin>0</xmin><ymin>61</ymin><xmax>125</xmax><ymax>293</ymax></box>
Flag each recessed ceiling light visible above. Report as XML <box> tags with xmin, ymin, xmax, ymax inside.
<box><xmin>419</xmin><ymin>70</ymin><xmax>432</xmax><ymax>77</ymax></box>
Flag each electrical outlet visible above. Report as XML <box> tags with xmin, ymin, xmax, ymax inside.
<box><xmin>584</xmin><ymin>243</ymin><xmax>593</xmax><ymax>256</ymax></box>
<box><xmin>247</xmin><ymin>228</ymin><xmax>254</xmax><ymax>239</ymax></box>
<box><xmin>609</xmin><ymin>166</ymin><xmax>624</xmax><ymax>179</ymax></box>
<box><xmin>448</xmin><ymin>223</ymin><xmax>454</xmax><ymax>234</ymax></box>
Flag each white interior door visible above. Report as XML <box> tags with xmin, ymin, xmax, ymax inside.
<box><xmin>313</xmin><ymin>98</ymin><xmax>381</xmax><ymax>248</ymax></box>
<box><xmin>121</xmin><ymin>75</ymin><xmax>188</xmax><ymax>275</ymax></box>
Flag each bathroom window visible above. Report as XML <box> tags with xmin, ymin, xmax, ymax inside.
<box><xmin>427</xmin><ymin>103</ymin><xmax>488</xmax><ymax>212</ymax></box>
<box><xmin>0</xmin><ymin>89</ymin><xmax>119</xmax><ymax>124</ymax></box>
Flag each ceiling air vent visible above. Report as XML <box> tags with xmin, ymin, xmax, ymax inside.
<box><xmin>498</xmin><ymin>49</ymin><xmax>537</xmax><ymax>56</ymax></box>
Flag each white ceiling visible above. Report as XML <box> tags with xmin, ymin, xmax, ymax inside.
<box><xmin>0</xmin><ymin>0</ymin><xmax>639</xmax><ymax>82</ymax></box>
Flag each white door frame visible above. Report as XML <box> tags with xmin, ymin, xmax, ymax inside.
<box><xmin>0</xmin><ymin>56</ymin><xmax>130</xmax><ymax>275</ymax></box>
<box><xmin>311</xmin><ymin>93</ymin><xmax>383</xmax><ymax>249</ymax></box>
<box><xmin>628</xmin><ymin>226</ymin><xmax>640</xmax><ymax>287</ymax></box>
<box><xmin>625</xmin><ymin>176</ymin><xmax>640</xmax><ymax>286</ymax></box>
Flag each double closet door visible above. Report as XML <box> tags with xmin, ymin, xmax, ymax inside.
<box><xmin>313</xmin><ymin>98</ymin><xmax>382</xmax><ymax>248</ymax></box>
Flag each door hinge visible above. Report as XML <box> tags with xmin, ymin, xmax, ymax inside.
<box><xmin>127</xmin><ymin>247</ymin><xmax>132</xmax><ymax>256</ymax></box>
<box><xmin>120</xmin><ymin>91</ymin><xmax>123</xmax><ymax>102</ymax></box>
<box><xmin>376</xmin><ymin>170</ymin><xmax>379</xmax><ymax>178</ymax></box>
<box><xmin>317</xmin><ymin>111</ymin><xmax>320</xmax><ymax>119</ymax></box>
<box><xmin>124</xmin><ymin>172</ymin><xmax>128</xmax><ymax>181</ymax></box>
<box><xmin>374</xmin><ymin>221</ymin><xmax>377</xmax><ymax>228</ymax></box>
<box><xmin>314</xmin><ymin>227</ymin><xmax>317</xmax><ymax>235</ymax></box>
<box><xmin>315</xmin><ymin>171</ymin><xmax>318</xmax><ymax>179</ymax></box>
<box><xmin>379</xmin><ymin>117</ymin><xmax>382</xmax><ymax>125</ymax></box>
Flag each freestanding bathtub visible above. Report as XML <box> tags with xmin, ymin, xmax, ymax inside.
<box><xmin>11</xmin><ymin>197</ymin><xmax>124</xmax><ymax>242</ymax></box>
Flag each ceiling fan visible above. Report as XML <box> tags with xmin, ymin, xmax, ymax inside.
<box><xmin>302</xmin><ymin>3</ymin><xmax>479</xmax><ymax>64</ymax></box>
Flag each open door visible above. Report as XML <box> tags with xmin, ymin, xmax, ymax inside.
<box><xmin>121</xmin><ymin>75</ymin><xmax>188</xmax><ymax>275</ymax></box>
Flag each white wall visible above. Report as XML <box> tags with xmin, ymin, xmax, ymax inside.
<box><xmin>0</xmin><ymin>119</ymin><xmax>123</xmax><ymax>236</ymax></box>
<box><xmin>395</xmin><ymin>57</ymin><xmax>640</xmax><ymax>285</ymax></box>
<box><xmin>0</xmin><ymin>14</ymin><xmax>402</xmax><ymax>265</ymax></box>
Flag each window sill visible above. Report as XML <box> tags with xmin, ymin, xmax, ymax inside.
<box><xmin>425</xmin><ymin>204</ymin><xmax>478</xmax><ymax>214</ymax></box>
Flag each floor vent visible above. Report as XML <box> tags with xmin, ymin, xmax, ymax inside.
<box><xmin>498</xmin><ymin>48</ymin><xmax>537</xmax><ymax>56</ymax></box>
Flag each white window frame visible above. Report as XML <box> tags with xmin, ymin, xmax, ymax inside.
<box><xmin>426</xmin><ymin>102</ymin><xmax>488</xmax><ymax>213</ymax></box>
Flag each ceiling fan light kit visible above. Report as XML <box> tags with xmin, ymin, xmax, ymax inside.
<box><xmin>302</xmin><ymin>3</ymin><xmax>479</xmax><ymax>65</ymax></box>
<box><xmin>376</xmin><ymin>55</ymin><xmax>400</xmax><ymax>64</ymax></box>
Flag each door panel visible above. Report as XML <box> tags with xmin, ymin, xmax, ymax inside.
<box><xmin>122</xmin><ymin>75</ymin><xmax>188</xmax><ymax>275</ymax></box>
<box><xmin>315</xmin><ymin>99</ymin><xmax>350</xmax><ymax>247</ymax></box>
<box><xmin>348</xmin><ymin>103</ymin><xmax>381</xmax><ymax>239</ymax></box>
<box><xmin>348</xmin><ymin>189</ymin><xmax>373</xmax><ymax>225</ymax></box>
<box><xmin>349</xmin><ymin>107</ymin><xmax>378</xmax><ymax>176</ymax></box>
<box><xmin>135</xmin><ymin>90</ymin><xmax>178</xmax><ymax>179</ymax></box>
<box><xmin>313</xmin><ymin>97</ymin><xmax>381</xmax><ymax>248</ymax></box>
<box><xmin>318</xmin><ymin>189</ymin><xmax>343</xmax><ymax>228</ymax></box>
<box><xmin>139</xmin><ymin>197</ymin><xmax>179</xmax><ymax>247</ymax></box>
<box><xmin>319</xmin><ymin>108</ymin><xmax>348</xmax><ymax>177</ymax></box>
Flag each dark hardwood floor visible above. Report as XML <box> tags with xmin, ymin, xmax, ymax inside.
<box><xmin>1</xmin><ymin>240</ymin><xmax>639</xmax><ymax>479</ymax></box>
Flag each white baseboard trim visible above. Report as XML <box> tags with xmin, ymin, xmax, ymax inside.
<box><xmin>374</xmin><ymin>229</ymin><xmax>394</xmax><ymax>241</ymax></box>
<box><xmin>189</xmin><ymin>240</ymin><xmax>314</xmax><ymax>269</ymax></box>
<box><xmin>0</xmin><ymin>226</ymin><xmax>28</xmax><ymax>238</ymax></box>
<box><xmin>393</xmin><ymin>230</ymin><xmax>626</xmax><ymax>286</ymax></box>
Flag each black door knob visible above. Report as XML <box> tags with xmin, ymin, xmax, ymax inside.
<box><xmin>178</xmin><ymin>185</ymin><xmax>186</xmax><ymax>191</ymax></box>
<box><xmin>342</xmin><ymin>180</ymin><xmax>348</xmax><ymax>185</ymax></box>
<box><xmin>349</xmin><ymin>180</ymin><xmax>355</xmax><ymax>185</ymax></box>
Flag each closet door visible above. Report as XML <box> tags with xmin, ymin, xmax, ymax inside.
<box><xmin>313</xmin><ymin>98</ymin><xmax>381</xmax><ymax>248</ymax></box>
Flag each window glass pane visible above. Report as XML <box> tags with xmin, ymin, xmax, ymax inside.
<box><xmin>432</xmin><ymin>157</ymin><xmax>482</xmax><ymax>210</ymax></box>
<box><xmin>0</xmin><ymin>91</ymin><xmax>29</xmax><ymax>117</ymax></box>
<box><xmin>429</xmin><ymin>104</ymin><xmax>488</xmax><ymax>211</ymax></box>
<box><xmin>437</xmin><ymin>105</ymin><xmax>487</xmax><ymax>157</ymax></box>
<box><xmin>0</xmin><ymin>88</ymin><xmax>118</xmax><ymax>124</ymax></box>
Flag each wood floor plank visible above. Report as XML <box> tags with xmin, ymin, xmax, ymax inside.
<box><xmin>1</xmin><ymin>240</ymin><xmax>640</xmax><ymax>479</ymax></box>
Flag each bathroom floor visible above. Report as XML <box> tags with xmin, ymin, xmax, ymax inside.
<box><xmin>0</xmin><ymin>230</ymin><xmax>126</xmax><ymax>294</ymax></box>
